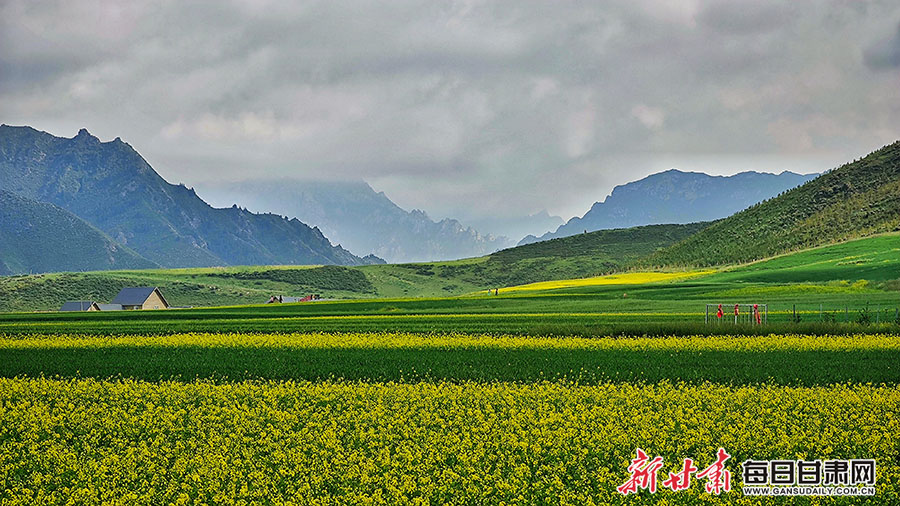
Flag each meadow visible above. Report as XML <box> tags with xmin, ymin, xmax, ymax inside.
<box><xmin>2</xmin><ymin>234</ymin><xmax>898</xmax><ymax>338</ymax></box>
<box><xmin>0</xmin><ymin>222</ymin><xmax>708</xmax><ymax>312</ymax></box>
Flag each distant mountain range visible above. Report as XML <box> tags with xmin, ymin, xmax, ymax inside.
<box><xmin>197</xmin><ymin>180</ymin><xmax>516</xmax><ymax>263</ymax></box>
<box><xmin>0</xmin><ymin>125</ymin><xmax>380</xmax><ymax>274</ymax></box>
<box><xmin>520</xmin><ymin>169</ymin><xmax>819</xmax><ymax>245</ymax></box>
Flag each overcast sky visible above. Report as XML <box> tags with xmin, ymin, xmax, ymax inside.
<box><xmin>2</xmin><ymin>0</ymin><xmax>900</xmax><ymax>224</ymax></box>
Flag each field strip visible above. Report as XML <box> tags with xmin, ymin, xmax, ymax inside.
<box><xmin>0</xmin><ymin>309</ymin><xmax>880</xmax><ymax>327</ymax></box>
<box><xmin>498</xmin><ymin>270</ymin><xmax>716</xmax><ymax>293</ymax></box>
<box><xmin>4</xmin><ymin>332</ymin><xmax>899</xmax><ymax>351</ymax></box>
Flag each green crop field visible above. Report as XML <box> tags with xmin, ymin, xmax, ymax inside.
<box><xmin>4</xmin><ymin>333</ymin><xmax>899</xmax><ymax>384</ymax></box>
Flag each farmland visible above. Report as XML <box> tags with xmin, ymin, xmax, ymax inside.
<box><xmin>3</xmin><ymin>234</ymin><xmax>900</xmax><ymax>335</ymax></box>
<box><xmin>4</xmin><ymin>333</ymin><xmax>899</xmax><ymax>384</ymax></box>
<box><xmin>1</xmin><ymin>235</ymin><xmax>899</xmax><ymax>503</ymax></box>
<box><xmin>2</xmin><ymin>332</ymin><xmax>900</xmax><ymax>504</ymax></box>
<box><xmin>1</xmin><ymin>233</ymin><xmax>898</xmax><ymax>328</ymax></box>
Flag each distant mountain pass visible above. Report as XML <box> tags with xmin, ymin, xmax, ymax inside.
<box><xmin>197</xmin><ymin>180</ymin><xmax>515</xmax><ymax>263</ymax></box>
<box><xmin>520</xmin><ymin>169</ymin><xmax>818</xmax><ymax>245</ymax></box>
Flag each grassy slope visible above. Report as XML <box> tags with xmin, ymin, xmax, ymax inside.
<box><xmin>359</xmin><ymin>222</ymin><xmax>710</xmax><ymax>297</ymax></box>
<box><xmin>0</xmin><ymin>222</ymin><xmax>707</xmax><ymax>311</ymax></box>
<box><xmin>639</xmin><ymin>140</ymin><xmax>900</xmax><ymax>268</ymax></box>
<box><xmin>0</xmin><ymin>190</ymin><xmax>156</xmax><ymax>275</ymax></box>
<box><xmin>702</xmin><ymin>233</ymin><xmax>900</xmax><ymax>285</ymax></box>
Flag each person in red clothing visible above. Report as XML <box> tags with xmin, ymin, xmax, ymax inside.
<box><xmin>716</xmin><ymin>304</ymin><xmax>724</xmax><ymax>321</ymax></box>
<box><xmin>754</xmin><ymin>304</ymin><xmax>762</xmax><ymax>325</ymax></box>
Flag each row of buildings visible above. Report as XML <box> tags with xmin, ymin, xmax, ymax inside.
<box><xmin>60</xmin><ymin>286</ymin><xmax>169</xmax><ymax>312</ymax></box>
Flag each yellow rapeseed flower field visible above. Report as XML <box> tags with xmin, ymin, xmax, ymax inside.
<box><xmin>0</xmin><ymin>377</ymin><xmax>897</xmax><ymax>504</ymax></box>
<box><xmin>4</xmin><ymin>331</ymin><xmax>897</xmax><ymax>352</ymax></box>
<box><xmin>497</xmin><ymin>270</ymin><xmax>715</xmax><ymax>293</ymax></box>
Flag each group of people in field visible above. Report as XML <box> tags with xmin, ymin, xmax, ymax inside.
<box><xmin>715</xmin><ymin>303</ymin><xmax>762</xmax><ymax>324</ymax></box>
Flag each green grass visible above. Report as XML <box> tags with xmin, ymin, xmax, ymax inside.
<box><xmin>1</xmin><ymin>292</ymin><xmax>898</xmax><ymax>336</ymax></box>
<box><xmin>702</xmin><ymin>233</ymin><xmax>900</xmax><ymax>284</ymax></box>
<box><xmin>0</xmin><ymin>265</ymin><xmax>380</xmax><ymax>312</ymax></box>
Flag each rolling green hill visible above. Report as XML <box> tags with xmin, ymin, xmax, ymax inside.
<box><xmin>0</xmin><ymin>222</ymin><xmax>706</xmax><ymax>311</ymax></box>
<box><xmin>0</xmin><ymin>190</ymin><xmax>157</xmax><ymax>275</ymax></box>
<box><xmin>3</xmin><ymin>220</ymin><xmax>896</xmax><ymax>314</ymax></box>
<box><xmin>639</xmin><ymin>140</ymin><xmax>900</xmax><ymax>268</ymax></box>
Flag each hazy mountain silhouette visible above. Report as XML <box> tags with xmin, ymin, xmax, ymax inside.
<box><xmin>520</xmin><ymin>169</ymin><xmax>818</xmax><ymax>245</ymax></box>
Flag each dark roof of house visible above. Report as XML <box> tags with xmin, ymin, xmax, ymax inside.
<box><xmin>111</xmin><ymin>286</ymin><xmax>166</xmax><ymax>306</ymax></box>
<box><xmin>60</xmin><ymin>301</ymin><xmax>97</xmax><ymax>311</ymax></box>
<box><xmin>97</xmin><ymin>304</ymin><xmax>123</xmax><ymax>311</ymax></box>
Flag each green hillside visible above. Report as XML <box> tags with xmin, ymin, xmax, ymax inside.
<box><xmin>4</xmin><ymin>221</ymin><xmax>895</xmax><ymax>314</ymax></box>
<box><xmin>639</xmin><ymin>140</ymin><xmax>900</xmax><ymax>267</ymax></box>
<box><xmin>702</xmin><ymin>233</ymin><xmax>900</xmax><ymax>285</ymax></box>
<box><xmin>0</xmin><ymin>190</ymin><xmax>156</xmax><ymax>275</ymax></box>
<box><xmin>0</xmin><ymin>222</ymin><xmax>705</xmax><ymax>311</ymax></box>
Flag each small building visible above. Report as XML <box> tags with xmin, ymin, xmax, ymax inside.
<box><xmin>111</xmin><ymin>287</ymin><xmax>169</xmax><ymax>310</ymax></box>
<box><xmin>97</xmin><ymin>304</ymin><xmax>124</xmax><ymax>311</ymax></box>
<box><xmin>59</xmin><ymin>301</ymin><xmax>100</xmax><ymax>312</ymax></box>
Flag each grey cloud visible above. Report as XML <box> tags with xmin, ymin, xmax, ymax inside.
<box><xmin>864</xmin><ymin>23</ymin><xmax>900</xmax><ymax>69</ymax></box>
<box><xmin>2</xmin><ymin>0</ymin><xmax>900</xmax><ymax>224</ymax></box>
<box><xmin>698</xmin><ymin>2</ymin><xmax>797</xmax><ymax>35</ymax></box>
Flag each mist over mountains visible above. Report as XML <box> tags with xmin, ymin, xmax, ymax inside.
<box><xmin>197</xmin><ymin>180</ymin><xmax>517</xmax><ymax>264</ymax></box>
<box><xmin>520</xmin><ymin>169</ymin><xmax>819</xmax><ymax>245</ymax></box>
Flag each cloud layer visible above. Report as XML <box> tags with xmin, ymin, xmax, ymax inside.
<box><xmin>2</xmin><ymin>0</ymin><xmax>900</xmax><ymax>223</ymax></box>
